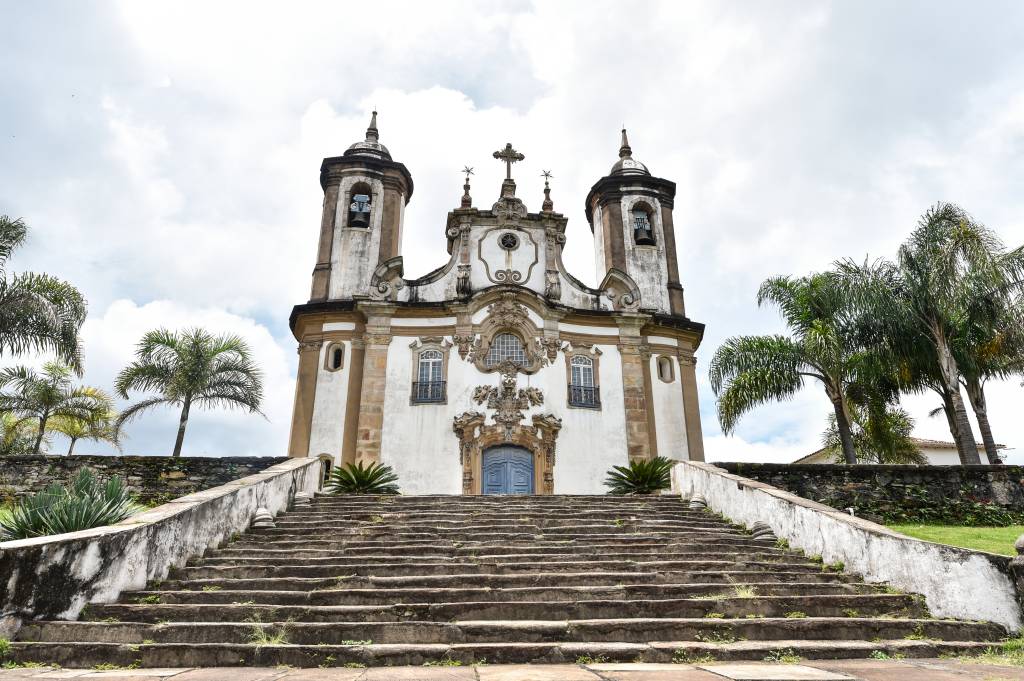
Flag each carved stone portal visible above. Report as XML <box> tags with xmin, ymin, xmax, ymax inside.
<box><xmin>453</xmin><ymin>369</ymin><xmax>562</xmax><ymax>495</ymax></box>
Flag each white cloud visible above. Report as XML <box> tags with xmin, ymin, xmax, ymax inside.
<box><xmin>3</xmin><ymin>1</ymin><xmax>1024</xmax><ymax>462</ymax></box>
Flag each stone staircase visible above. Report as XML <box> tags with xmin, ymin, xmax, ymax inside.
<box><xmin>9</xmin><ymin>494</ymin><xmax>1007</xmax><ymax>668</ymax></box>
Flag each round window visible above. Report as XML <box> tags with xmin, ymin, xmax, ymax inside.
<box><xmin>499</xmin><ymin>232</ymin><xmax>519</xmax><ymax>250</ymax></box>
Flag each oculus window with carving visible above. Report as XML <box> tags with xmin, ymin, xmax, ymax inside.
<box><xmin>499</xmin><ymin>232</ymin><xmax>519</xmax><ymax>250</ymax></box>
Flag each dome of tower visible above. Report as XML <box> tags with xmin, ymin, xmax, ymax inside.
<box><xmin>609</xmin><ymin>128</ymin><xmax>650</xmax><ymax>176</ymax></box>
<box><xmin>344</xmin><ymin>111</ymin><xmax>392</xmax><ymax>161</ymax></box>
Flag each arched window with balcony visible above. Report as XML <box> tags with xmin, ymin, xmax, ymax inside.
<box><xmin>412</xmin><ymin>348</ymin><xmax>445</xmax><ymax>403</ymax></box>
<box><xmin>568</xmin><ymin>354</ymin><xmax>601</xmax><ymax>408</ymax></box>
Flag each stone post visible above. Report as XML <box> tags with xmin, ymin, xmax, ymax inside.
<box><xmin>354</xmin><ymin>304</ymin><xmax>395</xmax><ymax>464</ymax></box>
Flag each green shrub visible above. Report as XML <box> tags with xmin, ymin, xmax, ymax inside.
<box><xmin>326</xmin><ymin>462</ymin><xmax>399</xmax><ymax>495</ymax></box>
<box><xmin>0</xmin><ymin>469</ymin><xmax>141</xmax><ymax>540</ymax></box>
<box><xmin>604</xmin><ymin>457</ymin><xmax>675</xmax><ymax>495</ymax></box>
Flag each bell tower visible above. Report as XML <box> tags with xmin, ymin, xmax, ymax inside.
<box><xmin>309</xmin><ymin>111</ymin><xmax>415</xmax><ymax>301</ymax></box>
<box><xmin>585</xmin><ymin>129</ymin><xmax>686</xmax><ymax>316</ymax></box>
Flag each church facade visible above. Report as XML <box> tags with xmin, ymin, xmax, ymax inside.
<box><xmin>286</xmin><ymin>114</ymin><xmax>706</xmax><ymax>495</ymax></box>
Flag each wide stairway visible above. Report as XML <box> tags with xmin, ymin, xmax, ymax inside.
<box><xmin>12</xmin><ymin>494</ymin><xmax>1006</xmax><ymax>667</ymax></box>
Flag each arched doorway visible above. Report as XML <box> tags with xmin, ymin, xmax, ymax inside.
<box><xmin>482</xmin><ymin>445</ymin><xmax>534</xmax><ymax>495</ymax></box>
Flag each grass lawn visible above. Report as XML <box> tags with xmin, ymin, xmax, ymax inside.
<box><xmin>887</xmin><ymin>523</ymin><xmax>1024</xmax><ymax>556</ymax></box>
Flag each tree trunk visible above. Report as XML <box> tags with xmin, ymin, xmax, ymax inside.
<box><xmin>964</xmin><ymin>374</ymin><xmax>999</xmax><ymax>463</ymax></box>
<box><xmin>828</xmin><ymin>388</ymin><xmax>857</xmax><ymax>464</ymax></box>
<box><xmin>67</xmin><ymin>437</ymin><xmax>78</xmax><ymax>456</ymax></box>
<box><xmin>172</xmin><ymin>400</ymin><xmax>191</xmax><ymax>458</ymax></box>
<box><xmin>32</xmin><ymin>411</ymin><xmax>48</xmax><ymax>454</ymax></box>
<box><xmin>933</xmin><ymin>333</ymin><xmax>980</xmax><ymax>464</ymax></box>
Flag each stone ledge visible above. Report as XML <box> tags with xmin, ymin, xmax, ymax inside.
<box><xmin>0</xmin><ymin>457</ymin><xmax>320</xmax><ymax>630</ymax></box>
<box><xmin>672</xmin><ymin>461</ymin><xmax>1023</xmax><ymax>631</ymax></box>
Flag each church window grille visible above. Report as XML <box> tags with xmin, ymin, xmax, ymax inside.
<box><xmin>413</xmin><ymin>349</ymin><xmax>445</xmax><ymax>403</ymax></box>
<box><xmin>657</xmin><ymin>355</ymin><xmax>675</xmax><ymax>383</ymax></box>
<box><xmin>325</xmin><ymin>343</ymin><xmax>345</xmax><ymax>372</ymax></box>
<box><xmin>632</xmin><ymin>207</ymin><xmax>656</xmax><ymax>245</ymax></box>
<box><xmin>568</xmin><ymin>355</ymin><xmax>600</xmax><ymax>408</ymax></box>
<box><xmin>485</xmin><ymin>333</ymin><xmax>527</xmax><ymax>367</ymax></box>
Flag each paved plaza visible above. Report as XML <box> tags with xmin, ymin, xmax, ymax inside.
<box><xmin>1</xmin><ymin>659</ymin><xmax>1023</xmax><ymax>681</ymax></box>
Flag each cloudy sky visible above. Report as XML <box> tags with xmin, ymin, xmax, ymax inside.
<box><xmin>3</xmin><ymin>1</ymin><xmax>1024</xmax><ymax>463</ymax></box>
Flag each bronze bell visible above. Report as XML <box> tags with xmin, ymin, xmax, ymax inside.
<box><xmin>349</xmin><ymin>194</ymin><xmax>371</xmax><ymax>227</ymax></box>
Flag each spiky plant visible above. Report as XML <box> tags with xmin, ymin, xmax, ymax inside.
<box><xmin>0</xmin><ymin>469</ymin><xmax>141</xmax><ymax>540</ymax></box>
<box><xmin>604</xmin><ymin>457</ymin><xmax>675</xmax><ymax>495</ymax></box>
<box><xmin>326</xmin><ymin>461</ymin><xmax>400</xmax><ymax>495</ymax></box>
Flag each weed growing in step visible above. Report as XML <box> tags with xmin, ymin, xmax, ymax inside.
<box><xmin>692</xmin><ymin>593</ymin><xmax>726</xmax><ymax>601</ymax></box>
<box><xmin>784</xmin><ymin>611</ymin><xmax>807</xmax><ymax>618</ymax></box>
<box><xmin>201</xmin><ymin>585</ymin><xmax>222</xmax><ymax>592</ymax></box>
<box><xmin>774</xmin><ymin>538</ymin><xmax>790</xmax><ymax>549</ymax></box>
<box><xmin>825</xmin><ymin>561</ymin><xmax>845</xmax><ymax>572</ymax></box>
<box><xmin>842</xmin><ymin>609</ymin><xmax>860</xmax><ymax>618</ymax></box>
<box><xmin>612</xmin><ymin>518</ymin><xmax>626</xmax><ymax>527</ymax></box>
<box><xmin>246</xmin><ymin>617</ymin><xmax>289</xmax><ymax>647</ymax></box>
<box><xmin>808</xmin><ymin>554</ymin><xmax>823</xmax><ymax>564</ymax></box>
<box><xmin>575</xmin><ymin>655</ymin><xmax>609</xmax><ymax>664</ymax></box>
<box><xmin>695</xmin><ymin>630</ymin><xmax>738</xmax><ymax>644</ymax></box>
<box><xmin>703</xmin><ymin>612</ymin><xmax>725</xmax><ymax>619</ymax></box>
<box><xmin>0</xmin><ymin>639</ymin><xmax>10</xmax><ymax>658</ymax></box>
<box><xmin>343</xmin><ymin>662</ymin><xmax>367</xmax><ymax>668</ymax></box>
<box><xmin>732</xmin><ymin>585</ymin><xmax>758</xmax><ymax>598</ymax></box>
<box><xmin>141</xmin><ymin>639</ymin><xmax>155</xmax><ymax>645</ymax></box>
<box><xmin>745</xmin><ymin>614</ymin><xmax>763</xmax><ymax>619</ymax></box>
<box><xmin>904</xmin><ymin>624</ymin><xmax>927</xmax><ymax>640</ymax></box>
<box><xmin>100</xmin><ymin>616</ymin><xmax>120</xmax><ymax>623</ymax></box>
<box><xmin>136</xmin><ymin>595</ymin><xmax>161</xmax><ymax>605</ymax></box>
<box><xmin>319</xmin><ymin>655</ymin><xmax>336</xmax><ymax>668</ymax></box>
<box><xmin>763</xmin><ymin>649</ymin><xmax>802</xmax><ymax>664</ymax></box>
<box><xmin>232</xmin><ymin>600</ymin><xmax>256</xmax><ymax>606</ymax></box>
<box><xmin>868</xmin><ymin>650</ymin><xmax>905</xmax><ymax>660</ymax></box>
<box><xmin>672</xmin><ymin>650</ymin><xmax>715</xmax><ymax>664</ymax></box>
<box><xmin>93</xmin><ymin>661</ymin><xmax>141</xmax><ymax>671</ymax></box>
<box><xmin>369</xmin><ymin>515</ymin><xmax>384</xmax><ymax>523</ymax></box>
<box><xmin>953</xmin><ymin>635</ymin><xmax>1024</xmax><ymax>667</ymax></box>
<box><xmin>340</xmin><ymin>639</ymin><xmax>372</xmax><ymax>645</ymax></box>
<box><xmin>2</xmin><ymin>661</ymin><xmax>46</xmax><ymax>669</ymax></box>
<box><xmin>423</xmin><ymin>654</ymin><xmax>462</xmax><ymax>667</ymax></box>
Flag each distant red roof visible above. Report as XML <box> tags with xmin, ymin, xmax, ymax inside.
<box><xmin>793</xmin><ymin>437</ymin><xmax>1005</xmax><ymax>464</ymax></box>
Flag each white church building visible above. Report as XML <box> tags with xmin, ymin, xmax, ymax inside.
<box><xmin>287</xmin><ymin>114</ymin><xmax>706</xmax><ymax>495</ymax></box>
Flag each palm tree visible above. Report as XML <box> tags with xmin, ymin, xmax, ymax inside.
<box><xmin>1</xmin><ymin>411</ymin><xmax>37</xmax><ymax>456</ymax></box>
<box><xmin>49</xmin><ymin>406</ymin><xmax>121</xmax><ymax>455</ymax></box>
<box><xmin>115</xmin><ymin>328</ymin><xmax>264</xmax><ymax>457</ymax></box>
<box><xmin>837</xmin><ymin>204</ymin><xmax>1024</xmax><ymax>464</ymax></box>
<box><xmin>0</xmin><ymin>363</ymin><xmax>113</xmax><ymax>455</ymax></box>
<box><xmin>710</xmin><ymin>272</ymin><xmax>888</xmax><ymax>464</ymax></box>
<box><xmin>0</xmin><ymin>216</ymin><xmax>88</xmax><ymax>372</ymax></box>
<box><xmin>821</xmin><ymin>400</ymin><xmax>925</xmax><ymax>464</ymax></box>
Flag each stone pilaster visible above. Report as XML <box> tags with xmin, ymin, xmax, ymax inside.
<box><xmin>341</xmin><ymin>338</ymin><xmax>366</xmax><ymax>465</ymax></box>
<box><xmin>309</xmin><ymin>185</ymin><xmax>340</xmax><ymax>301</ymax></box>
<box><xmin>679</xmin><ymin>346</ymin><xmax>705</xmax><ymax>462</ymax></box>
<box><xmin>616</xmin><ymin>315</ymin><xmax>652</xmax><ymax>462</ymax></box>
<box><xmin>354</xmin><ymin>305</ymin><xmax>395</xmax><ymax>464</ymax></box>
<box><xmin>287</xmin><ymin>339</ymin><xmax>322</xmax><ymax>457</ymax></box>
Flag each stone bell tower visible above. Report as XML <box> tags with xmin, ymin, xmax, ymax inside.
<box><xmin>585</xmin><ymin>129</ymin><xmax>686</xmax><ymax>316</ymax></box>
<box><xmin>308</xmin><ymin>112</ymin><xmax>415</xmax><ymax>302</ymax></box>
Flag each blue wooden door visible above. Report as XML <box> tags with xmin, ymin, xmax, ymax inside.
<box><xmin>482</xmin><ymin>446</ymin><xmax>534</xmax><ymax>495</ymax></box>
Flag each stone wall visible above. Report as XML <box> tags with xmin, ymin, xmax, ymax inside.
<box><xmin>0</xmin><ymin>456</ymin><xmax>288</xmax><ymax>505</ymax></box>
<box><xmin>672</xmin><ymin>461</ymin><xmax>1024</xmax><ymax>631</ymax></box>
<box><xmin>715</xmin><ymin>462</ymin><xmax>1024</xmax><ymax>523</ymax></box>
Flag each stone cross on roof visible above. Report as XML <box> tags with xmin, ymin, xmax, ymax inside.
<box><xmin>493</xmin><ymin>143</ymin><xmax>525</xmax><ymax>180</ymax></box>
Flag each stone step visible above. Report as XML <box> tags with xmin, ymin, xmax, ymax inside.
<box><xmin>265</xmin><ymin>522</ymin><xmax>739</xmax><ymax>535</ymax></box>
<box><xmin>207</xmin><ymin>542</ymin><xmax>788</xmax><ymax>559</ymax></box>
<box><xmin>226</xmin><ymin>535</ymin><xmax>774</xmax><ymax>551</ymax></box>
<box><xmin>85</xmin><ymin>593</ymin><xmax>923</xmax><ymax>623</ymax></box>
<box><xmin>130</xmin><ymin>582</ymin><xmax>881</xmax><ymax>606</ymax></box>
<box><xmin>19</xmin><ymin>617</ymin><xmax>1003</xmax><ymax>646</ymax></box>
<box><xmin>252</xmin><ymin>526</ymin><xmax>744</xmax><ymax>539</ymax></box>
<box><xmin>7</xmin><ymin>638</ymin><xmax>995</xmax><ymax>668</ymax></box>
<box><xmin>172</xmin><ymin>560</ymin><xmax>823</xmax><ymax>582</ymax></box>
<box><xmin>195</xmin><ymin>550</ymin><xmax>793</xmax><ymax>566</ymax></box>
<box><xmin>278</xmin><ymin>510</ymin><xmax>716</xmax><ymax>522</ymax></box>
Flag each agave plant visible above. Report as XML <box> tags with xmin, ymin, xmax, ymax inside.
<box><xmin>0</xmin><ymin>469</ymin><xmax>141</xmax><ymax>540</ymax></box>
<box><xmin>604</xmin><ymin>456</ymin><xmax>676</xmax><ymax>495</ymax></box>
<box><xmin>326</xmin><ymin>461</ymin><xmax>400</xmax><ymax>495</ymax></box>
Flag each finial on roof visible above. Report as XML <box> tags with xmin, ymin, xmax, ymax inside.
<box><xmin>541</xmin><ymin>170</ymin><xmax>554</xmax><ymax>212</ymax></box>
<box><xmin>461</xmin><ymin>166</ymin><xmax>474</xmax><ymax>208</ymax></box>
<box><xmin>366</xmin><ymin>110</ymin><xmax>379</xmax><ymax>142</ymax></box>
<box><xmin>619</xmin><ymin>128</ymin><xmax>632</xmax><ymax>159</ymax></box>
